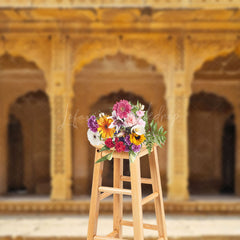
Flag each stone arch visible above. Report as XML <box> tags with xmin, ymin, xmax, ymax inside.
<box><xmin>187</xmin><ymin>39</ymin><xmax>240</xmax><ymax>86</ymax></box>
<box><xmin>188</xmin><ymin>91</ymin><xmax>235</xmax><ymax>195</ymax></box>
<box><xmin>71</xmin><ymin>36</ymin><xmax>174</xmax><ymax>88</ymax></box>
<box><xmin>7</xmin><ymin>90</ymin><xmax>51</xmax><ymax>195</ymax></box>
<box><xmin>0</xmin><ymin>53</ymin><xmax>49</xmax><ymax>195</ymax></box>
<box><xmin>0</xmin><ymin>36</ymin><xmax>51</xmax><ymax>87</ymax></box>
<box><xmin>0</xmin><ymin>53</ymin><xmax>48</xmax><ymax>124</ymax></box>
<box><xmin>191</xmin><ymin>51</ymin><xmax>240</xmax><ymax>111</ymax></box>
<box><xmin>189</xmin><ymin>50</ymin><xmax>240</xmax><ymax>196</ymax></box>
<box><xmin>90</xmin><ymin>89</ymin><xmax>152</xmax><ymax>116</ymax></box>
<box><xmin>71</xmin><ymin>52</ymin><xmax>168</xmax><ymax>195</ymax></box>
<box><xmin>194</xmin><ymin>52</ymin><xmax>240</xmax><ymax>80</ymax></box>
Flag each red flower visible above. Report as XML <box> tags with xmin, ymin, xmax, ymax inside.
<box><xmin>115</xmin><ymin>141</ymin><xmax>125</xmax><ymax>152</ymax></box>
<box><xmin>105</xmin><ymin>138</ymin><xmax>115</xmax><ymax>148</ymax></box>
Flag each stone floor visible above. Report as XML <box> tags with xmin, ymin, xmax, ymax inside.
<box><xmin>0</xmin><ymin>214</ymin><xmax>240</xmax><ymax>239</ymax></box>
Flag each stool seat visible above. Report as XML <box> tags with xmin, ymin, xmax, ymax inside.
<box><xmin>87</xmin><ymin>145</ymin><xmax>168</xmax><ymax>240</ymax></box>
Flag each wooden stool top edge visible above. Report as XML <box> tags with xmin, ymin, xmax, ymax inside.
<box><xmin>93</xmin><ymin>144</ymin><xmax>157</xmax><ymax>159</ymax></box>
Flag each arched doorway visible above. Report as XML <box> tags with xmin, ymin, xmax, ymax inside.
<box><xmin>72</xmin><ymin>53</ymin><xmax>168</xmax><ymax>196</ymax></box>
<box><xmin>0</xmin><ymin>53</ymin><xmax>50</xmax><ymax>196</ymax></box>
<box><xmin>221</xmin><ymin>114</ymin><xmax>235</xmax><ymax>194</ymax></box>
<box><xmin>189</xmin><ymin>52</ymin><xmax>239</xmax><ymax>195</ymax></box>
<box><xmin>7</xmin><ymin>114</ymin><xmax>24</xmax><ymax>193</ymax></box>
<box><xmin>188</xmin><ymin>92</ymin><xmax>234</xmax><ymax>194</ymax></box>
<box><xmin>7</xmin><ymin>90</ymin><xmax>51</xmax><ymax>195</ymax></box>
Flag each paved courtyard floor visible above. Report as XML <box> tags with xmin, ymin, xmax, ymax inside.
<box><xmin>0</xmin><ymin>214</ymin><xmax>239</xmax><ymax>239</ymax></box>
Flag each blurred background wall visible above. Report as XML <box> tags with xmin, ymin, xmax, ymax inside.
<box><xmin>0</xmin><ymin>1</ymin><xmax>239</xmax><ymax>214</ymax></box>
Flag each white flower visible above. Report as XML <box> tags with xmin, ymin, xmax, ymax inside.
<box><xmin>99</xmin><ymin>112</ymin><xmax>105</xmax><ymax>117</ymax></box>
<box><xmin>116</xmin><ymin>131</ymin><xmax>125</xmax><ymax>137</ymax></box>
<box><xmin>140</xmin><ymin>104</ymin><xmax>145</xmax><ymax>111</ymax></box>
<box><xmin>131</xmin><ymin>125</ymin><xmax>145</xmax><ymax>135</ymax></box>
<box><xmin>87</xmin><ymin>129</ymin><xmax>103</xmax><ymax>146</ymax></box>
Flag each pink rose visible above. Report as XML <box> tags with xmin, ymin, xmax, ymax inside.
<box><xmin>136</xmin><ymin>110</ymin><xmax>145</xmax><ymax>117</ymax></box>
<box><xmin>137</xmin><ymin>118</ymin><xmax>146</xmax><ymax>127</ymax></box>
<box><xmin>125</xmin><ymin>113</ymin><xmax>137</xmax><ymax>127</ymax></box>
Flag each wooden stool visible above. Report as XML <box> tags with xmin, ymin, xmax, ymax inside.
<box><xmin>87</xmin><ymin>145</ymin><xmax>167</xmax><ymax>240</ymax></box>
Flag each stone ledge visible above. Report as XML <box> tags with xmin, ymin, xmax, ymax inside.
<box><xmin>0</xmin><ymin>0</ymin><xmax>240</xmax><ymax>9</ymax></box>
<box><xmin>0</xmin><ymin>199</ymin><xmax>240</xmax><ymax>215</ymax></box>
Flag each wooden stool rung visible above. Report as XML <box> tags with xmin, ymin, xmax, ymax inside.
<box><xmin>142</xmin><ymin>192</ymin><xmax>159</xmax><ymax>206</ymax></box>
<box><xmin>107</xmin><ymin>230</ymin><xmax>117</xmax><ymax>237</ymax></box>
<box><xmin>120</xmin><ymin>175</ymin><xmax>152</xmax><ymax>184</ymax></box>
<box><xmin>99</xmin><ymin>192</ymin><xmax>112</xmax><ymax>200</ymax></box>
<box><xmin>94</xmin><ymin>236</ymin><xmax>127</xmax><ymax>240</ymax></box>
<box><xmin>120</xmin><ymin>219</ymin><xmax>158</xmax><ymax>231</ymax></box>
<box><xmin>99</xmin><ymin>186</ymin><xmax>132</xmax><ymax>195</ymax></box>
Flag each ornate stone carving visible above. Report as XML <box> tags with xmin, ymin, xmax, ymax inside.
<box><xmin>175</xmin><ymin>36</ymin><xmax>185</xmax><ymax>71</ymax></box>
<box><xmin>50</xmin><ymin>35</ymin><xmax>72</xmax><ymax>200</ymax></box>
<box><xmin>54</xmin><ymin>95</ymin><xmax>64</xmax><ymax>174</ymax></box>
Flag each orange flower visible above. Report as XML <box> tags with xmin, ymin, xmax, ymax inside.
<box><xmin>97</xmin><ymin>116</ymin><xmax>115</xmax><ymax>139</ymax></box>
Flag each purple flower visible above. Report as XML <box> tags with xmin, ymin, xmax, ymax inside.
<box><xmin>131</xmin><ymin>144</ymin><xmax>141</xmax><ymax>153</ymax></box>
<box><xmin>112</xmin><ymin>111</ymin><xmax>124</xmax><ymax>131</ymax></box>
<box><xmin>124</xmin><ymin>145</ymin><xmax>130</xmax><ymax>152</ymax></box>
<box><xmin>125</xmin><ymin>135</ymin><xmax>131</xmax><ymax>146</ymax></box>
<box><xmin>88</xmin><ymin>115</ymin><xmax>99</xmax><ymax>132</ymax></box>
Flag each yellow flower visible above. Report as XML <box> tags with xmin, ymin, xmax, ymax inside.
<box><xmin>130</xmin><ymin>133</ymin><xmax>146</xmax><ymax>146</ymax></box>
<box><xmin>97</xmin><ymin>116</ymin><xmax>115</xmax><ymax>139</ymax></box>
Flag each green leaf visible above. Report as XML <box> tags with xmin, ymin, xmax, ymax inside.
<box><xmin>155</xmin><ymin>136</ymin><xmax>161</xmax><ymax>146</ymax></box>
<box><xmin>150</xmin><ymin>120</ymin><xmax>154</xmax><ymax>129</ymax></box>
<box><xmin>106</xmin><ymin>152</ymin><xmax>113</xmax><ymax>161</ymax></box>
<box><xmin>129</xmin><ymin>151</ymin><xmax>137</xmax><ymax>163</ymax></box>
<box><xmin>95</xmin><ymin>152</ymin><xmax>113</xmax><ymax>164</ymax></box>
<box><xmin>153</xmin><ymin>122</ymin><xmax>158</xmax><ymax>133</ymax></box>
<box><xmin>99</xmin><ymin>145</ymin><xmax>110</xmax><ymax>152</ymax></box>
<box><xmin>159</xmin><ymin>126</ymin><xmax>163</xmax><ymax>134</ymax></box>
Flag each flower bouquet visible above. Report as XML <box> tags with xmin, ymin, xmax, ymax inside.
<box><xmin>87</xmin><ymin>99</ymin><xmax>167</xmax><ymax>163</ymax></box>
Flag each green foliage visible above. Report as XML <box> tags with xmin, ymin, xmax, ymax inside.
<box><xmin>95</xmin><ymin>151</ymin><xmax>113</xmax><ymax>164</ymax></box>
<box><xmin>129</xmin><ymin>150</ymin><xmax>138</xmax><ymax>163</ymax></box>
<box><xmin>131</xmin><ymin>100</ymin><xmax>140</xmax><ymax>114</ymax></box>
<box><xmin>99</xmin><ymin>145</ymin><xmax>110</xmax><ymax>152</ymax></box>
<box><xmin>94</xmin><ymin>100</ymin><xmax>167</xmax><ymax>164</ymax></box>
<box><xmin>145</xmin><ymin>119</ymin><xmax>167</xmax><ymax>154</ymax></box>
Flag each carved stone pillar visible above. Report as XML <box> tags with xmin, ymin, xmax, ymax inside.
<box><xmin>167</xmin><ymin>88</ymin><xmax>190</xmax><ymax>200</ymax></box>
<box><xmin>49</xmin><ymin>35</ymin><xmax>72</xmax><ymax>200</ymax></box>
<box><xmin>166</xmin><ymin>36</ymin><xmax>190</xmax><ymax>200</ymax></box>
<box><xmin>235</xmin><ymin>108</ymin><xmax>240</xmax><ymax>196</ymax></box>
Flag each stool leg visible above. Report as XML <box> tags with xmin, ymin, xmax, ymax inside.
<box><xmin>87</xmin><ymin>150</ymin><xmax>104</xmax><ymax>240</ymax></box>
<box><xmin>113</xmin><ymin>158</ymin><xmax>123</xmax><ymax>238</ymax></box>
<box><xmin>130</xmin><ymin>156</ymin><xmax>144</xmax><ymax>240</ymax></box>
<box><xmin>149</xmin><ymin>146</ymin><xmax>167</xmax><ymax>240</ymax></box>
